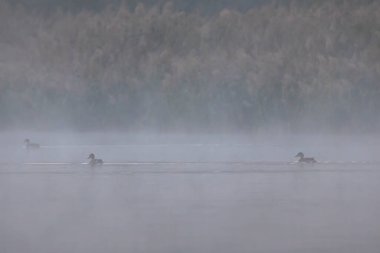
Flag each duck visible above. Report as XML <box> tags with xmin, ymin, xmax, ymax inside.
<box><xmin>295</xmin><ymin>152</ymin><xmax>317</xmax><ymax>163</ymax></box>
<box><xmin>24</xmin><ymin>139</ymin><xmax>40</xmax><ymax>149</ymax></box>
<box><xmin>88</xmin><ymin>153</ymin><xmax>103</xmax><ymax>167</ymax></box>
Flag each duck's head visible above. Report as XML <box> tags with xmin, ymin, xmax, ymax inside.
<box><xmin>295</xmin><ymin>152</ymin><xmax>304</xmax><ymax>158</ymax></box>
<box><xmin>88</xmin><ymin>153</ymin><xmax>95</xmax><ymax>159</ymax></box>
<box><xmin>24</xmin><ymin>139</ymin><xmax>30</xmax><ymax>144</ymax></box>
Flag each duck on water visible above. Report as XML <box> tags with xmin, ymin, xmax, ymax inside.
<box><xmin>88</xmin><ymin>153</ymin><xmax>103</xmax><ymax>167</ymax></box>
<box><xmin>24</xmin><ymin>139</ymin><xmax>40</xmax><ymax>149</ymax></box>
<box><xmin>295</xmin><ymin>152</ymin><xmax>317</xmax><ymax>163</ymax></box>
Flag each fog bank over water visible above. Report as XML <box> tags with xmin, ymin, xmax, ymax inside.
<box><xmin>1</xmin><ymin>132</ymin><xmax>380</xmax><ymax>164</ymax></box>
<box><xmin>2</xmin><ymin>2</ymin><xmax>380</xmax><ymax>252</ymax></box>
<box><xmin>1</xmin><ymin>0</ymin><xmax>380</xmax><ymax>133</ymax></box>
<box><xmin>1</xmin><ymin>131</ymin><xmax>380</xmax><ymax>253</ymax></box>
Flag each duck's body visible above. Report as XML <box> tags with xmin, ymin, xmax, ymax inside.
<box><xmin>24</xmin><ymin>139</ymin><xmax>40</xmax><ymax>149</ymax></box>
<box><xmin>295</xmin><ymin>152</ymin><xmax>316</xmax><ymax>163</ymax></box>
<box><xmin>88</xmin><ymin>153</ymin><xmax>103</xmax><ymax>167</ymax></box>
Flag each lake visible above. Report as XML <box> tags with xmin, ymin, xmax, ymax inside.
<box><xmin>1</xmin><ymin>132</ymin><xmax>380</xmax><ymax>253</ymax></box>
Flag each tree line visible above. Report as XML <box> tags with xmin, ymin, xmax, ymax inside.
<box><xmin>0</xmin><ymin>0</ymin><xmax>379</xmax><ymax>132</ymax></box>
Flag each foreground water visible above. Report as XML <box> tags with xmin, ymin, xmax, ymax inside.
<box><xmin>1</xmin><ymin>133</ymin><xmax>380</xmax><ymax>253</ymax></box>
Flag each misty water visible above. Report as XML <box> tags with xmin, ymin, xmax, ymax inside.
<box><xmin>1</xmin><ymin>132</ymin><xmax>380</xmax><ymax>253</ymax></box>
<box><xmin>2</xmin><ymin>0</ymin><xmax>380</xmax><ymax>252</ymax></box>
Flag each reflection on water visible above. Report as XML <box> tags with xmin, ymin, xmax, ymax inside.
<box><xmin>1</xmin><ymin>133</ymin><xmax>380</xmax><ymax>253</ymax></box>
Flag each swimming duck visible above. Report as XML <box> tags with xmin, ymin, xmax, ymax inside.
<box><xmin>88</xmin><ymin>153</ymin><xmax>103</xmax><ymax>167</ymax></box>
<box><xmin>295</xmin><ymin>152</ymin><xmax>316</xmax><ymax>163</ymax></box>
<box><xmin>24</xmin><ymin>139</ymin><xmax>40</xmax><ymax>149</ymax></box>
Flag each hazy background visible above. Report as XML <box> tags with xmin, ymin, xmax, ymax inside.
<box><xmin>0</xmin><ymin>0</ymin><xmax>379</xmax><ymax>133</ymax></box>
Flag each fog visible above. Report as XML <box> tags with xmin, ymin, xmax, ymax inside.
<box><xmin>1</xmin><ymin>132</ymin><xmax>380</xmax><ymax>253</ymax></box>
<box><xmin>1</xmin><ymin>0</ymin><xmax>380</xmax><ymax>132</ymax></box>
<box><xmin>1</xmin><ymin>0</ymin><xmax>380</xmax><ymax>252</ymax></box>
<box><xmin>2</xmin><ymin>164</ymin><xmax>380</xmax><ymax>253</ymax></box>
<box><xmin>1</xmin><ymin>131</ymin><xmax>380</xmax><ymax>163</ymax></box>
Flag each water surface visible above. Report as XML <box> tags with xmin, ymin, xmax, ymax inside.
<box><xmin>1</xmin><ymin>133</ymin><xmax>380</xmax><ymax>253</ymax></box>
